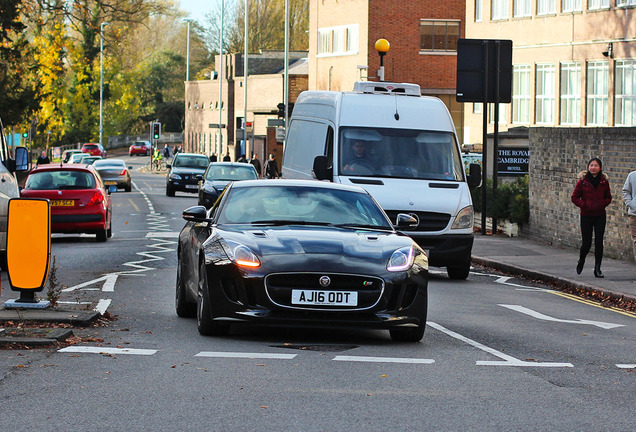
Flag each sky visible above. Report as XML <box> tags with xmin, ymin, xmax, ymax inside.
<box><xmin>178</xmin><ymin>0</ymin><xmax>221</xmax><ymax>25</ymax></box>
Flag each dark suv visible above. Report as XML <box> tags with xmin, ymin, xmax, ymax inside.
<box><xmin>165</xmin><ymin>153</ymin><xmax>210</xmax><ymax>197</ymax></box>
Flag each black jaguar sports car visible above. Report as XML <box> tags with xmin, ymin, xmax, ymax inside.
<box><xmin>176</xmin><ymin>179</ymin><xmax>429</xmax><ymax>342</ymax></box>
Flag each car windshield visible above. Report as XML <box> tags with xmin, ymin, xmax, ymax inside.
<box><xmin>205</xmin><ymin>165</ymin><xmax>257</xmax><ymax>181</ymax></box>
<box><xmin>25</xmin><ymin>170</ymin><xmax>96</xmax><ymax>190</ymax></box>
<box><xmin>173</xmin><ymin>156</ymin><xmax>210</xmax><ymax>169</ymax></box>
<box><xmin>217</xmin><ymin>185</ymin><xmax>392</xmax><ymax>228</ymax></box>
<box><xmin>83</xmin><ymin>145</ymin><xmax>98</xmax><ymax>150</ymax></box>
<box><xmin>133</xmin><ymin>142</ymin><xmax>149</xmax><ymax>146</ymax></box>
<box><xmin>338</xmin><ymin>127</ymin><xmax>464</xmax><ymax>181</ymax></box>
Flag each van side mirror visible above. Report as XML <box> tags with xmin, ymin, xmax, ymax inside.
<box><xmin>467</xmin><ymin>163</ymin><xmax>482</xmax><ymax>189</ymax></box>
<box><xmin>14</xmin><ymin>146</ymin><xmax>30</xmax><ymax>172</ymax></box>
<box><xmin>312</xmin><ymin>156</ymin><xmax>332</xmax><ymax>181</ymax></box>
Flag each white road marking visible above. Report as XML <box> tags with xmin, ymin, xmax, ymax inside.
<box><xmin>94</xmin><ymin>299</ymin><xmax>112</xmax><ymax>315</ymax></box>
<box><xmin>195</xmin><ymin>352</ymin><xmax>297</xmax><ymax>360</ymax></box>
<box><xmin>59</xmin><ymin>346</ymin><xmax>157</xmax><ymax>355</ymax></box>
<box><xmin>616</xmin><ymin>364</ymin><xmax>636</xmax><ymax>369</ymax></box>
<box><xmin>146</xmin><ymin>231</ymin><xmax>180</xmax><ymax>238</ymax></box>
<box><xmin>57</xmin><ymin>301</ymin><xmax>92</xmax><ymax>305</ymax></box>
<box><xmin>499</xmin><ymin>304</ymin><xmax>624</xmax><ymax>329</ymax></box>
<box><xmin>333</xmin><ymin>355</ymin><xmax>434</xmax><ymax>364</ymax></box>
<box><xmin>428</xmin><ymin>321</ymin><xmax>573</xmax><ymax>368</ymax></box>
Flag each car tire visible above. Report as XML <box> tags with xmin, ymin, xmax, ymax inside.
<box><xmin>447</xmin><ymin>261</ymin><xmax>471</xmax><ymax>280</ymax></box>
<box><xmin>166</xmin><ymin>185</ymin><xmax>175</xmax><ymax>197</ymax></box>
<box><xmin>125</xmin><ymin>183</ymin><xmax>132</xmax><ymax>192</ymax></box>
<box><xmin>389</xmin><ymin>324</ymin><xmax>425</xmax><ymax>342</ymax></box>
<box><xmin>176</xmin><ymin>260</ymin><xmax>196</xmax><ymax>318</ymax></box>
<box><xmin>96</xmin><ymin>228</ymin><xmax>108</xmax><ymax>242</ymax></box>
<box><xmin>0</xmin><ymin>251</ymin><xmax>7</xmax><ymax>271</ymax></box>
<box><xmin>196</xmin><ymin>258</ymin><xmax>229</xmax><ymax>336</ymax></box>
<box><xmin>107</xmin><ymin>222</ymin><xmax>112</xmax><ymax>238</ymax></box>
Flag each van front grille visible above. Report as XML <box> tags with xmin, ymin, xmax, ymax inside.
<box><xmin>384</xmin><ymin>210</ymin><xmax>450</xmax><ymax>232</ymax></box>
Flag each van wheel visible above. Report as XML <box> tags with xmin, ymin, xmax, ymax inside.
<box><xmin>447</xmin><ymin>261</ymin><xmax>470</xmax><ymax>280</ymax></box>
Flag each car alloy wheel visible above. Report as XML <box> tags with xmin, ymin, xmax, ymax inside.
<box><xmin>196</xmin><ymin>257</ymin><xmax>229</xmax><ymax>336</ymax></box>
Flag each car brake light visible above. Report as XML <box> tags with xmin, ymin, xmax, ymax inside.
<box><xmin>120</xmin><ymin>169</ymin><xmax>127</xmax><ymax>175</ymax></box>
<box><xmin>88</xmin><ymin>191</ymin><xmax>105</xmax><ymax>206</ymax></box>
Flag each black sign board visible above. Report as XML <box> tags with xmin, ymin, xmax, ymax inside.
<box><xmin>456</xmin><ymin>39</ymin><xmax>513</xmax><ymax>103</ymax></box>
<box><xmin>497</xmin><ymin>147</ymin><xmax>529</xmax><ymax>176</ymax></box>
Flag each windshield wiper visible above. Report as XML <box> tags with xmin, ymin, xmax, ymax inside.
<box><xmin>251</xmin><ymin>220</ymin><xmax>333</xmax><ymax>226</ymax></box>
<box><xmin>334</xmin><ymin>223</ymin><xmax>392</xmax><ymax>231</ymax></box>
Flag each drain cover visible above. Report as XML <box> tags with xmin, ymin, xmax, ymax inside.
<box><xmin>271</xmin><ymin>344</ymin><xmax>359</xmax><ymax>352</ymax></box>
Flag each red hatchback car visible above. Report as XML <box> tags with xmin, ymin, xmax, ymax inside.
<box><xmin>21</xmin><ymin>165</ymin><xmax>114</xmax><ymax>241</ymax></box>
<box><xmin>81</xmin><ymin>143</ymin><xmax>107</xmax><ymax>158</ymax></box>
<box><xmin>129</xmin><ymin>141</ymin><xmax>151</xmax><ymax>156</ymax></box>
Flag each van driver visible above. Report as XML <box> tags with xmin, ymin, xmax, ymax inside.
<box><xmin>342</xmin><ymin>140</ymin><xmax>375</xmax><ymax>174</ymax></box>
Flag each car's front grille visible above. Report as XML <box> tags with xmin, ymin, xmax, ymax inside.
<box><xmin>384</xmin><ymin>210</ymin><xmax>451</xmax><ymax>232</ymax></box>
<box><xmin>264</xmin><ymin>272</ymin><xmax>384</xmax><ymax>310</ymax></box>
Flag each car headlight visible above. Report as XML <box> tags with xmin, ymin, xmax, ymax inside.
<box><xmin>170</xmin><ymin>173</ymin><xmax>182</xmax><ymax>180</ymax></box>
<box><xmin>223</xmin><ymin>240</ymin><xmax>260</xmax><ymax>268</ymax></box>
<box><xmin>451</xmin><ymin>205</ymin><xmax>474</xmax><ymax>230</ymax></box>
<box><xmin>387</xmin><ymin>246</ymin><xmax>414</xmax><ymax>272</ymax></box>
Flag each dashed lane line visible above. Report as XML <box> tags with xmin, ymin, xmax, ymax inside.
<box><xmin>195</xmin><ymin>352</ymin><xmax>297</xmax><ymax>360</ymax></box>
<box><xmin>333</xmin><ymin>355</ymin><xmax>434</xmax><ymax>364</ymax></box>
<box><xmin>59</xmin><ymin>346</ymin><xmax>157</xmax><ymax>355</ymax></box>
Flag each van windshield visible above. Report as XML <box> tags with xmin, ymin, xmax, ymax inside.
<box><xmin>338</xmin><ymin>127</ymin><xmax>464</xmax><ymax>181</ymax></box>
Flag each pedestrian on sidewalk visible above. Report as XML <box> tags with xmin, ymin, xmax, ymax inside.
<box><xmin>264</xmin><ymin>153</ymin><xmax>280</xmax><ymax>179</ymax></box>
<box><xmin>621</xmin><ymin>169</ymin><xmax>636</xmax><ymax>262</ymax></box>
<box><xmin>571</xmin><ymin>157</ymin><xmax>612</xmax><ymax>278</ymax></box>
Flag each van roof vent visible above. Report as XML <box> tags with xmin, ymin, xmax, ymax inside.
<box><xmin>352</xmin><ymin>81</ymin><xmax>421</xmax><ymax>96</ymax></box>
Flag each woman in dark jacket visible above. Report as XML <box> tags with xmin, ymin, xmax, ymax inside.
<box><xmin>571</xmin><ymin>157</ymin><xmax>612</xmax><ymax>277</ymax></box>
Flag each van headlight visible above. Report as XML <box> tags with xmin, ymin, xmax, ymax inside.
<box><xmin>451</xmin><ymin>205</ymin><xmax>474</xmax><ymax>230</ymax></box>
<box><xmin>387</xmin><ymin>246</ymin><xmax>414</xmax><ymax>272</ymax></box>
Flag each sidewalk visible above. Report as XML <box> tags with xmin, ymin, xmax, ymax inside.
<box><xmin>472</xmin><ymin>234</ymin><xmax>636</xmax><ymax>305</ymax></box>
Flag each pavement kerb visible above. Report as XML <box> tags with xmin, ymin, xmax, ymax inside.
<box><xmin>472</xmin><ymin>256</ymin><xmax>636</xmax><ymax>304</ymax></box>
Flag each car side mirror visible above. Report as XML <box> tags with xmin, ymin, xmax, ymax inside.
<box><xmin>312</xmin><ymin>155</ymin><xmax>332</xmax><ymax>181</ymax></box>
<box><xmin>394</xmin><ymin>213</ymin><xmax>418</xmax><ymax>230</ymax></box>
<box><xmin>182</xmin><ymin>205</ymin><xmax>209</xmax><ymax>223</ymax></box>
<box><xmin>467</xmin><ymin>163</ymin><xmax>482</xmax><ymax>189</ymax></box>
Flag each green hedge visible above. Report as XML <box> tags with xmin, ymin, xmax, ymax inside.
<box><xmin>470</xmin><ymin>175</ymin><xmax>529</xmax><ymax>225</ymax></box>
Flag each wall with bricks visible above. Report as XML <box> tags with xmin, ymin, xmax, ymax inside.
<box><xmin>523</xmin><ymin>127</ymin><xmax>636</xmax><ymax>262</ymax></box>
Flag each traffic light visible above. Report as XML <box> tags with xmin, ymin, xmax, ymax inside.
<box><xmin>277</xmin><ymin>103</ymin><xmax>285</xmax><ymax>119</ymax></box>
<box><xmin>152</xmin><ymin>122</ymin><xmax>161</xmax><ymax>140</ymax></box>
<box><xmin>22</xmin><ymin>132</ymin><xmax>28</xmax><ymax>138</ymax></box>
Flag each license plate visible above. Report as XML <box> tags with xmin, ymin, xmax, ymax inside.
<box><xmin>104</xmin><ymin>181</ymin><xmax>117</xmax><ymax>185</ymax></box>
<box><xmin>291</xmin><ymin>290</ymin><xmax>358</xmax><ymax>306</ymax></box>
<box><xmin>51</xmin><ymin>200</ymin><xmax>74</xmax><ymax>207</ymax></box>
<box><xmin>185</xmin><ymin>184</ymin><xmax>198</xmax><ymax>189</ymax></box>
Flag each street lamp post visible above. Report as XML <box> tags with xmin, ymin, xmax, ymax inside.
<box><xmin>218</xmin><ymin>0</ymin><xmax>225</xmax><ymax>158</ymax></box>
<box><xmin>183</xmin><ymin>18</ymin><xmax>193</xmax><ymax>81</ymax></box>
<box><xmin>244</xmin><ymin>0</ymin><xmax>249</xmax><ymax>159</ymax></box>
<box><xmin>100</xmin><ymin>22</ymin><xmax>109</xmax><ymax>147</ymax></box>
<box><xmin>375</xmin><ymin>38</ymin><xmax>390</xmax><ymax>82</ymax></box>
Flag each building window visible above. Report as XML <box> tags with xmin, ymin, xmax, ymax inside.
<box><xmin>475</xmin><ymin>0</ymin><xmax>482</xmax><ymax>22</ymax></box>
<box><xmin>489</xmin><ymin>104</ymin><xmax>507</xmax><ymax>124</ymax></box>
<box><xmin>617</xmin><ymin>0</ymin><xmax>636</xmax><ymax>7</ymax></box>
<box><xmin>615</xmin><ymin>60</ymin><xmax>636</xmax><ymax>126</ymax></box>
<box><xmin>562</xmin><ymin>0</ymin><xmax>582</xmax><ymax>12</ymax></box>
<box><xmin>491</xmin><ymin>0</ymin><xmax>509</xmax><ymax>20</ymax></box>
<box><xmin>560</xmin><ymin>62</ymin><xmax>581</xmax><ymax>125</ymax></box>
<box><xmin>514</xmin><ymin>0</ymin><xmax>531</xmax><ymax>17</ymax></box>
<box><xmin>588</xmin><ymin>0</ymin><xmax>609</xmax><ymax>9</ymax></box>
<box><xmin>586</xmin><ymin>61</ymin><xmax>608</xmax><ymax>125</ymax></box>
<box><xmin>513</xmin><ymin>65</ymin><xmax>531</xmax><ymax>124</ymax></box>
<box><xmin>537</xmin><ymin>0</ymin><xmax>556</xmax><ymax>15</ymax></box>
<box><xmin>420</xmin><ymin>20</ymin><xmax>460</xmax><ymax>52</ymax></box>
<box><xmin>536</xmin><ymin>63</ymin><xmax>555</xmax><ymax>124</ymax></box>
<box><xmin>473</xmin><ymin>103</ymin><xmax>482</xmax><ymax>114</ymax></box>
<box><xmin>317</xmin><ymin>24</ymin><xmax>359</xmax><ymax>57</ymax></box>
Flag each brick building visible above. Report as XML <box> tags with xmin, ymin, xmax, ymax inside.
<box><xmin>309</xmin><ymin>0</ymin><xmax>466</xmax><ymax>142</ymax></box>
<box><xmin>183</xmin><ymin>51</ymin><xmax>307</xmax><ymax>162</ymax></box>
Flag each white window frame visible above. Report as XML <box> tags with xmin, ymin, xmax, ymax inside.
<box><xmin>588</xmin><ymin>0</ymin><xmax>609</xmax><ymax>10</ymax></box>
<box><xmin>475</xmin><ymin>0</ymin><xmax>482</xmax><ymax>22</ymax></box>
<box><xmin>536</xmin><ymin>63</ymin><xmax>556</xmax><ymax>125</ymax></box>
<box><xmin>420</xmin><ymin>20</ymin><xmax>461</xmax><ymax>52</ymax></box>
<box><xmin>473</xmin><ymin>103</ymin><xmax>482</xmax><ymax>114</ymax></box>
<box><xmin>537</xmin><ymin>0</ymin><xmax>556</xmax><ymax>15</ymax></box>
<box><xmin>491</xmin><ymin>0</ymin><xmax>509</xmax><ymax>20</ymax></box>
<box><xmin>317</xmin><ymin>24</ymin><xmax>359</xmax><ymax>57</ymax></box>
<box><xmin>586</xmin><ymin>61</ymin><xmax>608</xmax><ymax>126</ymax></box>
<box><xmin>617</xmin><ymin>1</ymin><xmax>636</xmax><ymax>7</ymax></box>
<box><xmin>560</xmin><ymin>62</ymin><xmax>581</xmax><ymax>125</ymax></box>
<box><xmin>513</xmin><ymin>64</ymin><xmax>531</xmax><ymax>124</ymax></box>
<box><xmin>615</xmin><ymin>60</ymin><xmax>636</xmax><ymax>126</ymax></box>
<box><xmin>489</xmin><ymin>104</ymin><xmax>507</xmax><ymax>124</ymax></box>
<box><xmin>514</xmin><ymin>0</ymin><xmax>531</xmax><ymax>17</ymax></box>
<box><xmin>562</xmin><ymin>0</ymin><xmax>582</xmax><ymax>12</ymax></box>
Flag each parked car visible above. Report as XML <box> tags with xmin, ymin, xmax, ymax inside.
<box><xmin>129</xmin><ymin>141</ymin><xmax>152</xmax><ymax>156</ymax></box>
<box><xmin>62</xmin><ymin>149</ymin><xmax>82</xmax><ymax>163</ymax></box>
<box><xmin>176</xmin><ymin>179</ymin><xmax>429</xmax><ymax>342</ymax></box>
<box><xmin>69</xmin><ymin>153</ymin><xmax>91</xmax><ymax>164</ymax></box>
<box><xmin>81</xmin><ymin>143</ymin><xmax>107</xmax><ymax>158</ymax></box>
<box><xmin>94</xmin><ymin>159</ymin><xmax>132</xmax><ymax>192</ymax></box>
<box><xmin>198</xmin><ymin>162</ymin><xmax>258</xmax><ymax>208</ymax></box>
<box><xmin>20</xmin><ymin>164</ymin><xmax>115</xmax><ymax>242</ymax></box>
<box><xmin>165</xmin><ymin>153</ymin><xmax>210</xmax><ymax>197</ymax></box>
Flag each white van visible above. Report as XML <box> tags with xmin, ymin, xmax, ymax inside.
<box><xmin>0</xmin><ymin>117</ymin><xmax>30</xmax><ymax>270</ymax></box>
<box><xmin>282</xmin><ymin>81</ymin><xmax>481</xmax><ymax>279</ymax></box>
